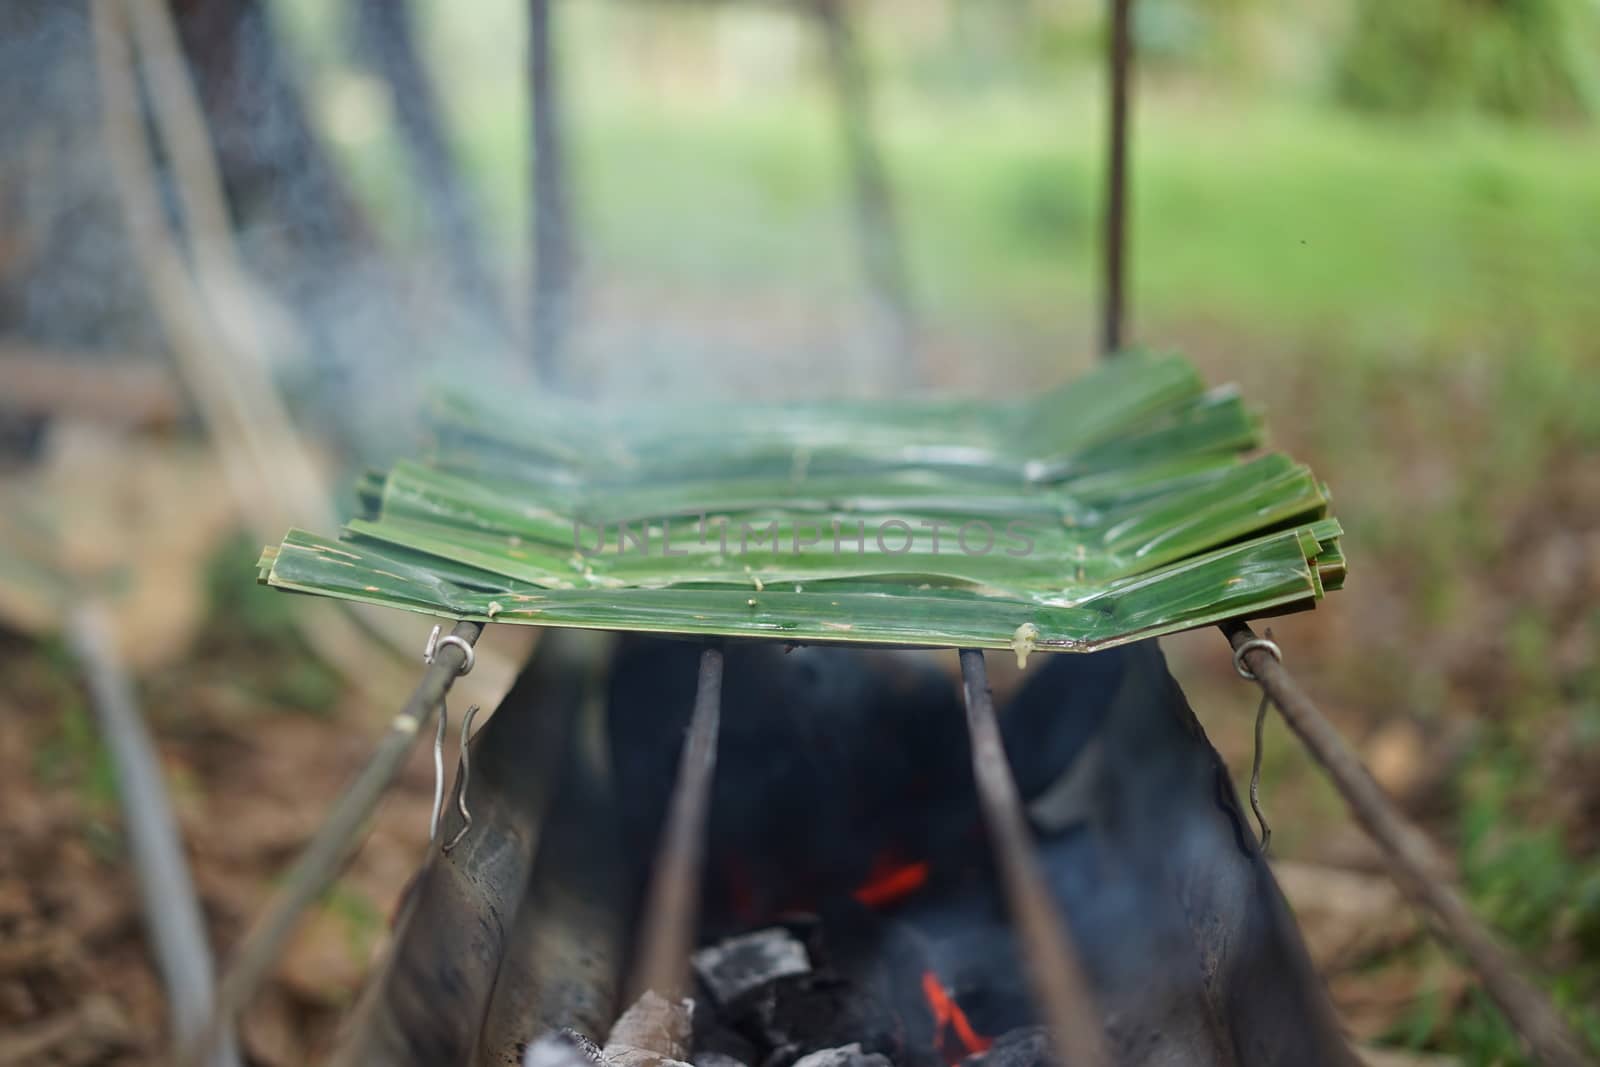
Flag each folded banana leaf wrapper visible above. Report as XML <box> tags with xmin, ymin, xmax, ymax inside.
<box><xmin>257</xmin><ymin>352</ymin><xmax>1345</xmax><ymax>659</ymax></box>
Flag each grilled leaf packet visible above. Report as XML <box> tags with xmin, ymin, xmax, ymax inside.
<box><xmin>259</xmin><ymin>351</ymin><xmax>1344</xmax><ymax>657</ymax></box>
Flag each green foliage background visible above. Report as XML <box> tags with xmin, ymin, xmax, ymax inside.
<box><xmin>1336</xmin><ymin>0</ymin><xmax>1600</xmax><ymax>118</ymax></box>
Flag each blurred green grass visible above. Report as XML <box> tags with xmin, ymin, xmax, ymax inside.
<box><xmin>287</xmin><ymin>0</ymin><xmax>1600</xmax><ymax>382</ymax></box>
<box><xmin>426</xmin><ymin>91</ymin><xmax>1600</xmax><ymax>364</ymax></box>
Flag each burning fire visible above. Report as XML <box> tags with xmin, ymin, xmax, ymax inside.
<box><xmin>852</xmin><ymin>857</ymin><xmax>930</xmax><ymax>909</ymax></box>
<box><xmin>921</xmin><ymin>970</ymin><xmax>992</xmax><ymax>1066</ymax></box>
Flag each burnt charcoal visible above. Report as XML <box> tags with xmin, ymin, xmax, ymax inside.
<box><xmin>759</xmin><ymin>1043</ymin><xmax>804</xmax><ymax>1067</ymax></box>
<box><xmin>791</xmin><ymin>1044</ymin><xmax>893</xmax><ymax>1067</ymax></box>
<box><xmin>959</xmin><ymin>1028</ymin><xmax>1048</xmax><ymax>1067</ymax></box>
<box><xmin>695</xmin><ymin>1053</ymin><xmax>753</xmax><ymax>1067</ymax></box>
<box><xmin>691</xmin><ymin>1017</ymin><xmax>764</xmax><ymax>1067</ymax></box>
<box><xmin>524</xmin><ymin>1029</ymin><xmax>607</xmax><ymax>1067</ymax></box>
<box><xmin>693</xmin><ymin>1012</ymin><xmax>765</xmax><ymax>1067</ymax></box>
<box><xmin>775</xmin><ymin>914</ymin><xmax>827</xmax><ymax>966</ymax></box>
<box><xmin>738</xmin><ymin>974</ymin><xmax>900</xmax><ymax>1066</ymax></box>
<box><xmin>694</xmin><ymin>927</ymin><xmax>812</xmax><ymax>1009</ymax></box>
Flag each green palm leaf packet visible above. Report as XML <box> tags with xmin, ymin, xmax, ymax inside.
<box><xmin>258</xmin><ymin>351</ymin><xmax>1344</xmax><ymax>662</ymax></box>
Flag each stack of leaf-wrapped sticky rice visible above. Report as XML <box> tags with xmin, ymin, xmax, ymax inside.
<box><xmin>258</xmin><ymin>352</ymin><xmax>1344</xmax><ymax>659</ymax></box>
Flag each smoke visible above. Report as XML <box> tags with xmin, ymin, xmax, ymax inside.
<box><xmin>1</xmin><ymin>0</ymin><xmax>1074</xmax><ymax>488</ymax></box>
<box><xmin>1</xmin><ymin>4</ymin><xmax>161</xmax><ymax>354</ymax></box>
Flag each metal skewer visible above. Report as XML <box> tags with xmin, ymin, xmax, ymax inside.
<box><xmin>958</xmin><ymin>649</ymin><xmax>1111</xmax><ymax>1066</ymax></box>
<box><xmin>442</xmin><ymin>703</ymin><xmax>481</xmax><ymax>854</ymax></box>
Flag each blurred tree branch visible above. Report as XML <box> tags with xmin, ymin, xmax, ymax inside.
<box><xmin>354</xmin><ymin>0</ymin><xmax>512</xmax><ymax>339</ymax></box>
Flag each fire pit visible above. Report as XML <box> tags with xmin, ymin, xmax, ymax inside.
<box><xmin>328</xmin><ymin>634</ymin><xmax>1355</xmax><ymax>1067</ymax></box>
<box><xmin>237</xmin><ymin>352</ymin><xmax>1362</xmax><ymax>1067</ymax></box>
<box><xmin>596</xmin><ymin>638</ymin><xmax>1355</xmax><ymax>1067</ymax></box>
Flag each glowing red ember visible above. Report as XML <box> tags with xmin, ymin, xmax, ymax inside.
<box><xmin>851</xmin><ymin>858</ymin><xmax>930</xmax><ymax>908</ymax></box>
<box><xmin>921</xmin><ymin>970</ymin><xmax>993</xmax><ymax>1065</ymax></box>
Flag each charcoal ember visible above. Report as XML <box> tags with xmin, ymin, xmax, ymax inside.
<box><xmin>737</xmin><ymin>974</ymin><xmax>899</xmax><ymax>1066</ymax></box>
<box><xmin>525</xmin><ymin>1029</ymin><xmax>608</xmax><ymax>1067</ymax></box>
<box><xmin>694</xmin><ymin>927</ymin><xmax>812</xmax><ymax>1009</ymax></box>
<box><xmin>791</xmin><ymin>1043</ymin><xmax>893</xmax><ymax>1067</ymax></box>
<box><xmin>960</xmin><ymin>1027</ymin><xmax>1049</xmax><ymax>1067</ymax></box>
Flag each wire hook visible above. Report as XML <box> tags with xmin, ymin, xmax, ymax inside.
<box><xmin>424</xmin><ymin>624</ymin><xmax>476</xmax><ymax>676</ymax></box>
<box><xmin>1249</xmin><ymin>691</ymin><xmax>1272</xmax><ymax>852</ymax></box>
<box><xmin>442</xmin><ymin>704</ymin><xmax>480</xmax><ymax>854</ymax></box>
<box><xmin>1233</xmin><ymin>630</ymin><xmax>1282</xmax><ymax>851</ymax></box>
<box><xmin>1232</xmin><ymin>635</ymin><xmax>1282</xmax><ymax>681</ymax></box>
<box><xmin>429</xmin><ymin>702</ymin><xmax>448</xmax><ymax>842</ymax></box>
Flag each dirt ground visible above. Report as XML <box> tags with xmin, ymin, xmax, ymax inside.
<box><xmin>0</xmin><ymin>630</ymin><xmax>438</xmax><ymax>1065</ymax></box>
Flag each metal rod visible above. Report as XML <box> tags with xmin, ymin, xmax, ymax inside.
<box><xmin>957</xmin><ymin>649</ymin><xmax>1110</xmax><ymax>1066</ymax></box>
<box><xmin>1099</xmin><ymin>0</ymin><xmax>1133</xmax><ymax>358</ymax></box>
<box><xmin>1223</xmin><ymin>622</ymin><xmax>1593</xmax><ymax>1067</ymax></box>
<box><xmin>626</xmin><ymin>644</ymin><xmax>724</xmax><ymax>1011</ymax></box>
<box><xmin>179</xmin><ymin>621</ymin><xmax>483</xmax><ymax>1067</ymax></box>
<box><xmin>815</xmin><ymin>0</ymin><xmax>918</xmax><ymax>381</ymax></box>
<box><xmin>69</xmin><ymin>605</ymin><xmax>241</xmax><ymax>1067</ymax></box>
<box><xmin>529</xmin><ymin>0</ymin><xmax>574</xmax><ymax>383</ymax></box>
